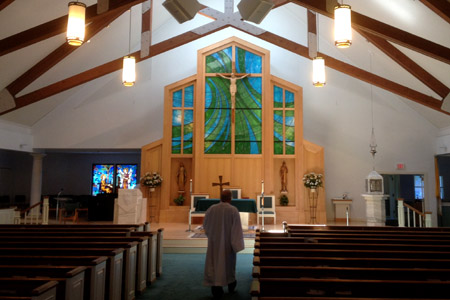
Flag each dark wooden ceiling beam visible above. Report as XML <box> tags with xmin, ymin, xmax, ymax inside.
<box><xmin>5</xmin><ymin>25</ymin><xmax>228</xmax><ymax>114</ymax></box>
<box><xmin>290</xmin><ymin>0</ymin><xmax>450</xmax><ymax>65</ymax></box>
<box><xmin>307</xmin><ymin>10</ymin><xmax>317</xmax><ymax>58</ymax></box>
<box><xmin>6</xmin><ymin>6</ymin><xmax>128</xmax><ymax>97</ymax></box>
<box><xmin>359</xmin><ymin>30</ymin><xmax>450</xmax><ymax>99</ymax></box>
<box><xmin>0</xmin><ymin>0</ymin><xmax>145</xmax><ymax>56</ymax></box>
<box><xmin>252</xmin><ymin>31</ymin><xmax>447</xmax><ymax>114</ymax></box>
<box><xmin>0</xmin><ymin>0</ymin><xmax>14</xmax><ymax>11</ymax></box>
<box><xmin>420</xmin><ymin>0</ymin><xmax>450</xmax><ymax>24</ymax></box>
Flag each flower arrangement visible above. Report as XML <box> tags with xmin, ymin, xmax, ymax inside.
<box><xmin>280</xmin><ymin>194</ymin><xmax>289</xmax><ymax>206</ymax></box>
<box><xmin>302</xmin><ymin>172</ymin><xmax>323</xmax><ymax>189</ymax></box>
<box><xmin>140</xmin><ymin>172</ymin><xmax>163</xmax><ymax>188</ymax></box>
<box><xmin>174</xmin><ymin>194</ymin><xmax>185</xmax><ymax>205</ymax></box>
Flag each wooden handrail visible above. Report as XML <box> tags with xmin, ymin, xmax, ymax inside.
<box><xmin>20</xmin><ymin>201</ymin><xmax>42</xmax><ymax>216</ymax></box>
<box><xmin>403</xmin><ymin>202</ymin><xmax>425</xmax><ymax>217</ymax></box>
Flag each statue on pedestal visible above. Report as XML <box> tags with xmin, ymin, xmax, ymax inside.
<box><xmin>177</xmin><ymin>162</ymin><xmax>187</xmax><ymax>192</ymax></box>
<box><xmin>280</xmin><ymin>161</ymin><xmax>288</xmax><ymax>193</ymax></box>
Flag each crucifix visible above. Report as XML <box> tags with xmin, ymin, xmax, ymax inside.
<box><xmin>217</xmin><ymin>61</ymin><xmax>249</xmax><ymax>123</ymax></box>
<box><xmin>212</xmin><ymin>175</ymin><xmax>230</xmax><ymax>195</ymax></box>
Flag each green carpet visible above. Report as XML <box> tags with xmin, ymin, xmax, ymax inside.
<box><xmin>137</xmin><ymin>253</ymin><xmax>253</xmax><ymax>300</ymax></box>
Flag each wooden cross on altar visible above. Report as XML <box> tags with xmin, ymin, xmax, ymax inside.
<box><xmin>212</xmin><ymin>175</ymin><xmax>230</xmax><ymax>195</ymax></box>
<box><xmin>217</xmin><ymin>62</ymin><xmax>249</xmax><ymax>123</ymax></box>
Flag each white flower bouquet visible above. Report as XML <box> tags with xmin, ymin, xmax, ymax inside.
<box><xmin>140</xmin><ymin>171</ymin><xmax>163</xmax><ymax>188</ymax></box>
<box><xmin>302</xmin><ymin>172</ymin><xmax>323</xmax><ymax>189</ymax></box>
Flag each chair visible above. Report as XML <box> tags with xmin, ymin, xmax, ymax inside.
<box><xmin>59</xmin><ymin>202</ymin><xmax>80</xmax><ymax>223</ymax></box>
<box><xmin>224</xmin><ymin>188</ymin><xmax>241</xmax><ymax>199</ymax></box>
<box><xmin>256</xmin><ymin>195</ymin><xmax>276</xmax><ymax>225</ymax></box>
<box><xmin>189</xmin><ymin>194</ymin><xmax>209</xmax><ymax>228</ymax></box>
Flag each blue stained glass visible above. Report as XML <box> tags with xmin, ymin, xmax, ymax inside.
<box><xmin>184</xmin><ymin>110</ymin><xmax>193</xmax><ymax>125</ymax></box>
<box><xmin>285</xmin><ymin>116</ymin><xmax>295</xmax><ymax>127</ymax></box>
<box><xmin>173</xmin><ymin>90</ymin><xmax>182</xmax><ymax>107</ymax></box>
<box><xmin>274</xmin><ymin>86</ymin><xmax>283</xmax><ymax>108</ymax></box>
<box><xmin>184</xmin><ymin>85</ymin><xmax>194</xmax><ymax>108</ymax></box>
<box><xmin>172</xmin><ymin>110</ymin><xmax>182</xmax><ymax>126</ymax></box>
<box><xmin>236</xmin><ymin>47</ymin><xmax>262</xmax><ymax>74</ymax></box>
<box><xmin>237</xmin><ymin>77</ymin><xmax>262</xmax><ymax>109</ymax></box>
<box><xmin>285</xmin><ymin>90</ymin><xmax>294</xmax><ymax>108</ymax></box>
<box><xmin>274</xmin><ymin>113</ymin><xmax>284</xmax><ymax>124</ymax></box>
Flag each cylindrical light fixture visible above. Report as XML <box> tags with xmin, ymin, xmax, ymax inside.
<box><xmin>66</xmin><ymin>1</ymin><xmax>86</xmax><ymax>46</ymax></box>
<box><xmin>122</xmin><ymin>56</ymin><xmax>136</xmax><ymax>87</ymax></box>
<box><xmin>334</xmin><ymin>3</ymin><xmax>352</xmax><ymax>48</ymax></box>
<box><xmin>312</xmin><ymin>57</ymin><xmax>326</xmax><ymax>87</ymax></box>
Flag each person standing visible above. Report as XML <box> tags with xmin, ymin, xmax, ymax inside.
<box><xmin>203</xmin><ymin>190</ymin><xmax>245</xmax><ymax>299</ymax></box>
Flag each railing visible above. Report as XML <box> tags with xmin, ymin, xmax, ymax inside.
<box><xmin>15</xmin><ymin>197</ymin><xmax>49</xmax><ymax>225</ymax></box>
<box><xmin>397</xmin><ymin>198</ymin><xmax>431</xmax><ymax>227</ymax></box>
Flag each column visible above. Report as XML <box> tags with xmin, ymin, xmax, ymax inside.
<box><xmin>30</xmin><ymin>153</ymin><xmax>46</xmax><ymax>206</ymax></box>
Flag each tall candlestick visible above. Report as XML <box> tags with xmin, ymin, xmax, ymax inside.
<box><xmin>261</xmin><ymin>180</ymin><xmax>264</xmax><ymax>194</ymax></box>
<box><xmin>190</xmin><ymin>179</ymin><xmax>193</xmax><ymax>193</ymax></box>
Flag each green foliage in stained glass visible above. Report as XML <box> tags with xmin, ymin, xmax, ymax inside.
<box><xmin>172</xmin><ymin>109</ymin><xmax>182</xmax><ymax>154</ymax></box>
<box><xmin>183</xmin><ymin>110</ymin><xmax>193</xmax><ymax>154</ymax></box>
<box><xmin>274</xmin><ymin>141</ymin><xmax>283</xmax><ymax>155</ymax></box>
<box><xmin>236</xmin><ymin>47</ymin><xmax>262</xmax><ymax>74</ymax></box>
<box><xmin>274</xmin><ymin>86</ymin><xmax>283</xmax><ymax>108</ymax></box>
<box><xmin>285</xmin><ymin>109</ymin><xmax>295</xmax><ymax>155</ymax></box>
<box><xmin>204</xmin><ymin>77</ymin><xmax>231</xmax><ymax>154</ymax></box>
<box><xmin>285</xmin><ymin>90</ymin><xmax>294</xmax><ymax>108</ymax></box>
<box><xmin>206</xmin><ymin>47</ymin><xmax>232</xmax><ymax>73</ymax></box>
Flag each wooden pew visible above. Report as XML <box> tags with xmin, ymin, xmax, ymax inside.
<box><xmin>287</xmin><ymin>225</ymin><xmax>450</xmax><ymax>232</ymax></box>
<box><xmin>0</xmin><ymin>224</ymin><xmax>144</xmax><ymax>231</ymax></box>
<box><xmin>0</xmin><ymin>241</ymin><xmax>137</xmax><ymax>300</ymax></box>
<box><xmin>0</xmin><ymin>266</ymin><xmax>86</xmax><ymax>300</ymax></box>
<box><xmin>0</xmin><ymin>255</ymin><xmax>107</xmax><ymax>300</ymax></box>
<box><xmin>254</xmin><ymin>241</ymin><xmax>450</xmax><ymax>252</ymax></box>
<box><xmin>256</xmin><ymin>235</ymin><xmax>450</xmax><ymax>245</ymax></box>
<box><xmin>252</xmin><ymin>265</ymin><xmax>450</xmax><ymax>281</ymax></box>
<box><xmin>251</xmin><ymin>277</ymin><xmax>450</xmax><ymax>299</ymax></box>
<box><xmin>0</xmin><ymin>248</ymin><xmax>123</xmax><ymax>300</ymax></box>
<box><xmin>0</xmin><ymin>279</ymin><xmax>57</xmax><ymax>300</ymax></box>
<box><xmin>0</xmin><ymin>236</ymin><xmax>149</xmax><ymax>294</ymax></box>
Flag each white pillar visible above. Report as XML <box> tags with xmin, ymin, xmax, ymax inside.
<box><xmin>30</xmin><ymin>153</ymin><xmax>46</xmax><ymax>206</ymax></box>
<box><xmin>362</xmin><ymin>194</ymin><xmax>388</xmax><ymax>226</ymax></box>
<box><xmin>397</xmin><ymin>198</ymin><xmax>405</xmax><ymax>227</ymax></box>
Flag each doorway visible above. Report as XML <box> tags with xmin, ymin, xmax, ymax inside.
<box><xmin>381</xmin><ymin>174</ymin><xmax>425</xmax><ymax>226</ymax></box>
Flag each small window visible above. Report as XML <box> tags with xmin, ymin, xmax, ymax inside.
<box><xmin>414</xmin><ymin>175</ymin><xmax>424</xmax><ymax>200</ymax></box>
<box><xmin>440</xmin><ymin>176</ymin><xmax>444</xmax><ymax>200</ymax></box>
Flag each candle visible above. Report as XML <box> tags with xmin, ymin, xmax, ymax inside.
<box><xmin>190</xmin><ymin>179</ymin><xmax>193</xmax><ymax>193</ymax></box>
<box><xmin>261</xmin><ymin>180</ymin><xmax>264</xmax><ymax>194</ymax></box>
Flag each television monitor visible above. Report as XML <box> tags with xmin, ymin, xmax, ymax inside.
<box><xmin>116</xmin><ymin>164</ymin><xmax>138</xmax><ymax>190</ymax></box>
<box><xmin>92</xmin><ymin>164</ymin><xmax>115</xmax><ymax>196</ymax></box>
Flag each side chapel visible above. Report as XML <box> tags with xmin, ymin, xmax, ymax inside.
<box><xmin>140</xmin><ymin>37</ymin><xmax>326</xmax><ymax>224</ymax></box>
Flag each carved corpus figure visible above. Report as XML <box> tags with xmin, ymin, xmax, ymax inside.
<box><xmin>280</xmin><ymin>161</ymin><xmax>288</xmax><ymax>192</ymax></box>
<box><xmin>177</xmin><ymin>162</ymin><xmax>187</xmax><ymax>192</ymax></box>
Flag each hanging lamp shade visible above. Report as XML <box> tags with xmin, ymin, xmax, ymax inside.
<box><xmin>122</xmin><ymin>56</ymin><xmax>136</xmax><ymax>87</ymax></box>
<box><xmin>312</xmin><ymin>57</ymin><xmax>326</xmax><ymax>87</ymax></box>
<box><xmin>334</xmin><ymin>4</ymin><xmax>352</xmax><ymax>48</ymax></box>
<box><xmin>66</xmin><ymin>1</ymin><xmax>86</xmax><ymax>46</ymax></box>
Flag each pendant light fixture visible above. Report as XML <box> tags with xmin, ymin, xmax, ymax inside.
<box><xmin>312</xmin><ymin>14</ymin><xmax>325</xmax><ymax>87</ymax></box>
<box><xmin>334</xmin><ymin>1</ymin><xmax>352</xmax><ymax>48</ymax></box>
<box><xmin>122</xmin><ymin>9</ymin><xmax>136</xmax><ymax>87</ymax></box>
<box><xmin>368</xmin><ymin>51</ymin><xmax>377</xmax><ymax>160</ymax></box>
<box><xmin>66</xmin><ymin>1</ymin><xmax>86</xmax><ymax>46</ymax></box>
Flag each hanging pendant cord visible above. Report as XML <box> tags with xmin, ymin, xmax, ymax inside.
<box><xmin>128</xmin><ymin>9</ymin><xmax>132</xmax><ymax>54</ymax></box>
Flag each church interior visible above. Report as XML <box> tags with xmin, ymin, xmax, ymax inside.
<box><xmin>1</xmin><ymin>0</ymin><xmax>450</xmax><ymax>298</ymax></box>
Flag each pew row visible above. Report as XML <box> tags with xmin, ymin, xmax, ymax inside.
<box><xmin>0</xmin><ymin>248</ymin><xmax>123</xmax><ymax>300</ymax></box>
<box><xmin>0</xmin><ymin>256</ymin><xmax>107</xmax><ymax>300</ymax></box>
<box><xmin>0</xmin><ymin>279</ymin><xmax>58</xmax><ymax>300</ymax></box>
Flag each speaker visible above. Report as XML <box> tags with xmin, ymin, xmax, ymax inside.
<box><xmin>162</xmin><ymin>0</ymin><xmax>201</xmax><ymax>24</ymax></box>
<box><xmin>237</xmin><ymin>0</ymin><xmax>274</xmax><ymax>24</ymax></box>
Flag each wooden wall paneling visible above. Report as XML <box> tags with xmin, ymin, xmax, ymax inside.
<box><xmin>140</xmin><ymin>139</ymin><xmax>163</xmax><ymax>222</ymax></box>
<box><xmin>233</xmin><ymin>157</ymin><xmax>262</xmax><ymax>199</ymax></box>
<box><xmin>302</xmin><ymin>140</ymin><xmax>326</xmax><ymax>223</ymax></box>
<box><xmin>203</xmin><ymin>158</ymin><xmax>232</xmax><ymax>198</ymax></box>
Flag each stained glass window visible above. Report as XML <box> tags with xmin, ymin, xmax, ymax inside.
<box><xmin>273</xmin><ymin>85</ymin><xmax>295</xmax><ymax>155</ymax></box>
<box><xmin>204</xmin><ymin>45</ymin><xmax>262</xmax><ymax>154</ymax></box>
<box><xmin>172</xmin><ymin>84</ymin><xmax>194</xmax><ymax>154</ymax></box>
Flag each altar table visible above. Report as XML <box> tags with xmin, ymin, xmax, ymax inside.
<box><xmin>196</xmin><ymin>199</ymin><xmax>257</xmax><ymax>229</ymax></box>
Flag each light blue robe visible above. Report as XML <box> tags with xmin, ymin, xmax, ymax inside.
<box><xmin>203</xmin><ymin>201</ymin><xmax>245</xmax><ymax>286</ymax></box>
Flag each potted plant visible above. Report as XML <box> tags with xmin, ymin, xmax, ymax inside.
<box><xmin>140</xmin><ymin>171</ymin><xmax>163</xmax><ymax>192</ymax></box>
<box><xmin>280</xmin><ymin>194</ymin><xmax>289</xmax><ymax>206</ymax></box>
<box><xmin>174</xmin><ymin>194</ymin><xmax>185</xmax><ymax>206</ymax></box>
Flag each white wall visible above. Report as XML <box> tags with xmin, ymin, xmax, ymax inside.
<box><xmin>0</xmin><ymin>119</ymin><xmax>33</xmax><ymax>152</ymax></box>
